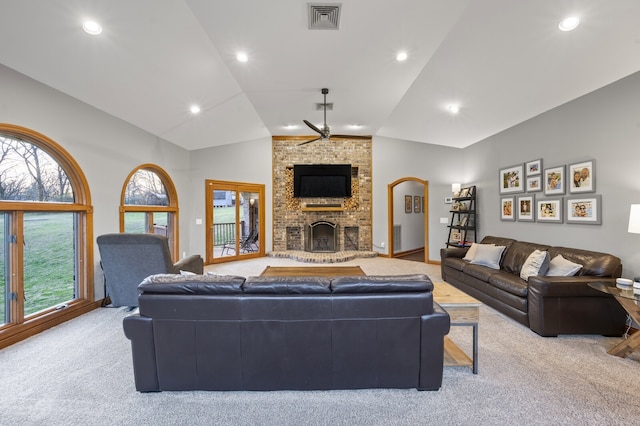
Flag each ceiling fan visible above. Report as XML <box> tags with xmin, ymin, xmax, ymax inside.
<box><xmin>299</xmin><ymin>88</ymin><xmax>370</xmax><ymax>146</ymax></box>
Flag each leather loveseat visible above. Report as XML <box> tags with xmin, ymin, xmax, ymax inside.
<box><xmin>123</xmin><ymin>273</ymin><xmax>450</xmax><ymax>392</ymax></box>
<box><xmin>441</xmin><ymin>236</ymin><xmax>626</xmax><ymax>337</ymax></box>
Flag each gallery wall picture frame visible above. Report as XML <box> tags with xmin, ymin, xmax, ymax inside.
<box><xmin>566</xmin><ymin>195</ymin><xmax>602</xmax><ymax>224</ymax></box>
<box><xmin>499</xmin><ymin>164</ymin><xmax>524</xmax><ymax>194</ymax></box>
<box><xmin>526</xmin><ymin>159</ymin><xmax>542</xmax><ymax>177</ymax></box>
<box><xmin>537</xmin><ymin>198</ymin><xmax>563</xmax><ymax>223</ymax></box>
<box><xmin>568</xmin><ymin>160</ymin><xmax>595</xmax><ymax>193</ymax></box>
<box><xmin>544</xmin><ymin>165</ymin><xmax>566</xmax><ymax>196</ymax></box>
<box><xmin>517</xmin><ymin>195</ymin><xmax>535</xmax><ymax>222</ymax></box>
<box><xmin>500</xmin><ymin>196</ymin><xmax>516</xmax><ymax>221</ymax></box>
<box><xmin>414</xmin><ymin>196</ymin><xmax>421</xmax><ymax>213</ymax></box>
<box><xmin>405</xmin><ymin>195</ymin><xmax>412</xmax><ymax>213</ymax></box>
<box><xmin>526</xmin><ymin>176</ymin><xmax>542</xmax><ymax>192</ymax></box>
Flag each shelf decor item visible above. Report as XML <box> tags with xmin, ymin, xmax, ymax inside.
<box><xmin>446</xmin><ymin>185</ymin><xmax>477</xmax><ymax>248</ymax></box>
<box><xmin>568</xmin><ymin>160</ymin><xmax>595</xmax><ymax>193</ymax></box>
<box><xmin>566</xmin><ymin>195</ymin><xmax>601</xmax><ymax>224</ymax></box>
<box><xmin>499</xmin><ymin>164</ymin><xmax>524</xmax><ymax>194</ymax></box>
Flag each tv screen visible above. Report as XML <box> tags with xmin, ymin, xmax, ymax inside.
<box><xmin>293</xmin><ymin>164</ymin><xmax>352</xmax><ymax>198</ymax></box>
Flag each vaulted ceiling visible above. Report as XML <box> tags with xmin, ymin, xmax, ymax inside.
<box><xmin>1</xmin><ymin>1</ymin><xmax>639</xmax><ymax>150</ymax></box>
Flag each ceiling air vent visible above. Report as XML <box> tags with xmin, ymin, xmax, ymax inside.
<box><xmin>308</xmin><ymin>3</ymin><xmax>341</xmax><ymax>30</ymax></box>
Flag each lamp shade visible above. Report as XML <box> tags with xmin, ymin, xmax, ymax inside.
<box><xmin>629</xmin><ymin>204</ymin><xmax>640</xmax><ymax>234</ymax></box>
<box><xmin>452</xmin><ymin>183</ymin><xmax>461</xmax><ymax>194</ymax></box>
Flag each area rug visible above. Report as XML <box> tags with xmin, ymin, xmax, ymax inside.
<box><xmin>259</xmin><ymin>265</ymin><xmax>365</xmax><ymax>277</ymax></box>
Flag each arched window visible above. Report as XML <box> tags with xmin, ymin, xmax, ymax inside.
<box><xmin>120</xmin><ymin>165</ymin><xmax>179</xmax><ymax>260</ymax></box>
<box><xmin>0</xmin><ymin>124</ymin><xmax>93</xmax><ymax>349</ymax></box>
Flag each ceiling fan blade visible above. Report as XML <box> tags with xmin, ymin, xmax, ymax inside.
<box><xmin>298</xmin><ymin>136</ymin><xmax>321</xmax><ymax>146</ymax></box>
<box><xmin>330</xmin><ymin>134</ymin><xmax>371</xmax><ymax>140</ymax></box>
<box><xmin>303</xmin><ymin>119</ymin><xmax>323</xmax><ymax>135</ymax></box>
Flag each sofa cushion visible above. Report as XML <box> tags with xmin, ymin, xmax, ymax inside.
<box><xmin>469</xmin><ymin>244</ymin><xmax>506</xmax><ymax>269</ymax></box>
<box><xmin>546</xmin><ymin>254</ymin><xmax>582</xmax><ymax>276</ymax></box>
<box><xmin>462</xmin><ymin>263</ymin><xmax>501</xmax><ymax>282</ymax></box>
<box><xmin>139</xmin><ymin>273</ymin><xmax>245</xmax><ymax>294</ymax></box>
<box><xmin>519</xmin><ymin>250</ymin><xmax>551</xmax><ymax>281</ymax></box>
<box><xmin>463</xmin><ymin>243</ymin><xmax>493</xmax><ymax>261</ymax></box>
<box><xmin>331</xmin><ymin>274</ymin><xmax>432</xmax><ymax>293</ymax></box>
<box><xmin>488</xmin><ymin>272</ymin><xmax>529</xmax><ymax>297</ymax></box>
<box><xmin>243</xmin><ymin>276</ymin><xmax>331</xmax><ymax>294</ymax></box>
<box><xmin>501</xmin><ymin>241</ymin><xmax>551</xmax><ymax>275</ymax></box>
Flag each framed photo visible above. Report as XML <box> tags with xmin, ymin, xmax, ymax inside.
<box><xmin>501</xmin><ymin>197</ymin><xmax>515</xmax><ymax>221</ymax></box>
<box><xmin>414</xmin><ymin>196</ymin><xmax>421</xmax><ymax>213</ymax></box>
<box><xmin>526</xmin><ymin>176</ymin><xmax>542</xmax><ymax>192</ymax></box>
<box><xmin>499</xmin><ymin>164</ymin><xmax>524</xmax><ymax>194</ymax></box>
<box><xmin>405</xmin><ymin>195</ymin><xmax>412</xmax><ymax>213</ymax></box>
<box><xmin>458</xmin><ymin>187</ymin><xmax>470</xmax><ymax>198</ymax></box>
<box><xmin>450</xmin><ymin>231</ymin><xmax>462</xmax><ymax>243</ymax></box>
<box><xmin>544</xmin><ymin>165</ymin><xmax>566</xmax><ymax>195</ymax></box>
<box><xmin>566</xmin><ymin>195</ymin><xmax>602</xmax><ymax>224</ymax></box>
<box><xmin>526</xmin><ymin>159</ymin><xmax>542</xmax><ymax>177</ymax></box>
<box><xmin>537</xmin><ymin>198</ymin><xmax>563</xmax><ymax>223</ymax></box>
<box><xmin>568</xmin><ymin>160</ymin><xmax>595</xmax><ymax>193</ymax></box>
<box><xmin>517</xmin><ymin>195</ymin><xmax>535</xmax><ymax>222</ymax></box>
<box><xmin>460</xmin><ymin>216</ymin><xmax>469</xmax><ymax>227</ymax></box>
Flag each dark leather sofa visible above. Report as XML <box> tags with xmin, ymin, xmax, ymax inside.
<box><xmin>123</xmin><ymin>273</ymin><xmax>450</xmax><ymax>392</ymax></box>
<box><xmin>441</xmin><ymin>236</ymin><xmax>626</xmax><ymax>337</ymax></box>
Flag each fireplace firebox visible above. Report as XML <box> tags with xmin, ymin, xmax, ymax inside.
<box><xmin>305</xmin><ymin>221</ymin><xmax>338</xmax><ymax>253</ymax></box>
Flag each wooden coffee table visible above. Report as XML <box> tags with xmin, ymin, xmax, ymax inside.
<box><xmin>433</xmin><ymin>282</ymin><xmax>481</xmax><ymax>374</ymax></box>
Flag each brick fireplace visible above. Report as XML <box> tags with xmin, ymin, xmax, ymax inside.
<box><xmin>272</xmin><ymin>137</ymin><xmax>372</xmax><ymax>252</ymax></box>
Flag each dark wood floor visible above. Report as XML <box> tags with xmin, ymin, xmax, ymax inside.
<box><xmin>395</xmin><ymin>249</ymin><xmax>425</xmax><ymax>262</ymax></box>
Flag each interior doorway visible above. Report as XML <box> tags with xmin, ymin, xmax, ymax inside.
<box><xmin>205</xmin><ymin>180</ymin><xmax>265</xmax><ymax>264</ymax></box>
<box><xmin>387</xmin><ymin>178</ymin><xmax>429</xmax><ymax>263</ymax></box>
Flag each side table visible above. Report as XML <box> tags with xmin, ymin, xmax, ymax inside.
<box><xmin>588</xmin><ymin>281</ymin><xmax>640</xmax><ymax>358</ymax></box>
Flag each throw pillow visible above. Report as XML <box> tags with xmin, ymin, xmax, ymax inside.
<box><xmin>519</xmin><ymin>250</ymin><xmax>550</xmax><ymax>281</ymax></box>
<box><xmin>463</xmin><ymin>243</ymin><xmax>495</xmax><ymax>261</ymax></box>
<box><xmin>469</xmin><ymin>244</ymin><xmax>506</xmax><ymax>269</ymax></box>
<box><xmin>546</xmin><ymin>254</ymin><xmax>583</xmax><ymax>276</ymax></box>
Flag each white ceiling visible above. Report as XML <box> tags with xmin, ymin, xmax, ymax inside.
<box><xmin>1</xmin><ymin>0</ymin><xmax>639</xmax><ymax>151</ymax></box>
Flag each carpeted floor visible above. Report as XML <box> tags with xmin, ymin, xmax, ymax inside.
<box><xmin>1</xmin><ymin>256</ymin><xmax>639</xmax><ymax>425</ymax></box>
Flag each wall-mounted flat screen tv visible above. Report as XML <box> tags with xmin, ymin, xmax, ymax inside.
<box><xmin>293</xmin><ymin>164</ymin><xmax>352</xmax><ymax>198</ymax></box>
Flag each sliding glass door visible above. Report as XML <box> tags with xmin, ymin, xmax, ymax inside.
<box><xmin>206</xmin><ymin>180</ymin><xmax>264</xmax><ymax>263</ymax></box>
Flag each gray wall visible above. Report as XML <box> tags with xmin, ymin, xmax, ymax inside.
<box><xmin>1</xmin><ymin>64</ymin><xmax>191</xmax><ymax>299</ymax></box>
<box><xmin>460</xmin><ymin>71</ymin><xmax>640</xmax><ymax>279</ymax></box>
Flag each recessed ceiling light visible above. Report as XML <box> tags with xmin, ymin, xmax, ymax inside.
<box><xmin>285</xmin><ymin>124</ymin><xmax>298</xmax><ymax>129</ymax></box>
<box><xmin>82</xmin><ymin>20</ymin><xmax>102</xmax><ymax>35</ymax></box>
<box><xmin>190</xmin><ymin>105</ymin><xmax>201</xmax><ymax>114</ymax></box>
<box><xmin>349</xmin><ymin>124</ymin><xmax>363</xmax><ymax>129</ymax></box>
<box><xmin>396</xmin><ymin>51</ymin><xmax>408</xmax><ymax>62</ymax></box>
<box><xmin>236</xmin><ymin>52</ymin><xmax>248</xmax><ymax>62</ymax></box>
<box><xmin>558</xmin><ymin>16</ymin><xmax>579</xmax><ymax>31</ymax></box>
<box><xmin>448</xmin><ymin>105</ymin><xmax>460</xmax><ymax>114</ymax></box>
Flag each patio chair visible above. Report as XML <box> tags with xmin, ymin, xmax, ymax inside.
<box><xmin>97</xmin><ymin>233</ymin><xmax>203</xmax><ymax>307</ymax></box>
<box><xmin>221</xmin><ymin>229</ymin><xmax>259</xmax><ymax>255</ymax></box>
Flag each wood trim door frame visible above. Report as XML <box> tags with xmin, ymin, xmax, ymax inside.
<box><xmin>387</xmin><ymin>177</ymin><xmax>429</xmax><ymax>263</ymax></box>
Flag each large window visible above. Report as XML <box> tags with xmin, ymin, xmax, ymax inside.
<box><xmin>0</xmin><ymin>124</ymin><xmax>93</xmax><ymax>348</ymax></box>
<box><xmin>120</xmin><ymin>165</ymin><xmax>179</xmax><ymax>260</ymax></box>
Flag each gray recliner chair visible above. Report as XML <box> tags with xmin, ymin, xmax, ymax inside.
<box><xmin>97</xmin><ymin>233</ymin><xmax>204</xmax><ymax>307</ymax></box>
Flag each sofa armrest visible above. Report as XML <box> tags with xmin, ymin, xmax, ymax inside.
<box><xmin>171</xmin><ymin>254</ymin><xmax>204</xmax><ymax>275</ymax></box>
<box><xmin>527</xmin><ymin>276</ymin><xmax>624</xmax><ymax>337</ymax></box>
<box><xmin>418</xmin><ymin>303</ymin><xmax>450</xmax><ymax>391</ymax></box>
<box><xmin>528</xmin><ymin>276</ymin><xmax>615</xmax><ymax>298</ymax></box>
<box><xmin>123</xmin><ymin>314</ymin><xmax>160</xmax><ymax>392</ymax></box>
<box><xmin>440</xmin><ymin>247</ymin><xmax>468</xmax><ymax>259</ymax></box>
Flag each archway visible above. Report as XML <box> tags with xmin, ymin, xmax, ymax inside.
<box><xmin>387</xmin><ymin>177</ymin><xmax>429</xmax><ymax>263</ymax></box>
